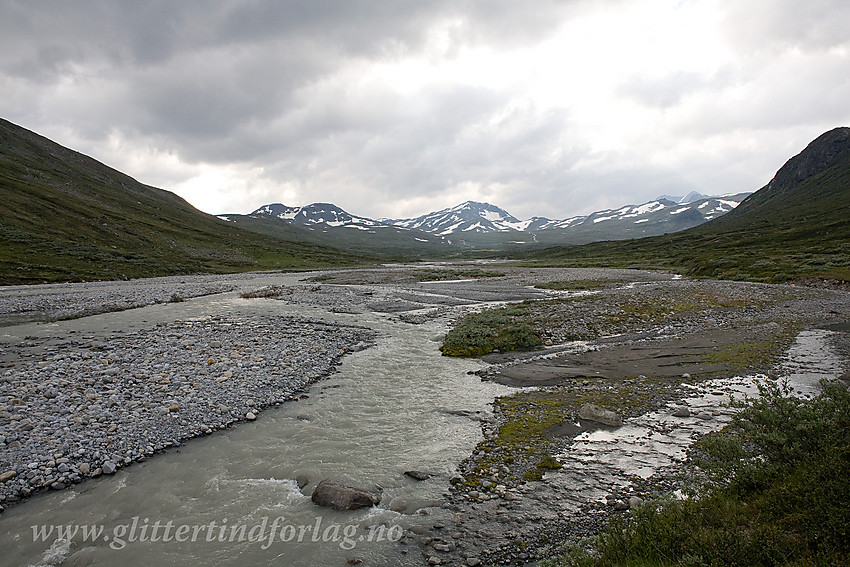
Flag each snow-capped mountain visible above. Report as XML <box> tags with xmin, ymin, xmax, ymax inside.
<box><xmin>230</xmin><ymin>202</ymin><xmax>450</xmax><ymax>256</ymax></box>
<box><xmin>389</xmin><ymin>201</ymin><xmax>530</xmax><ymax>235</ymax></box>
<box><xmin>385</xmin><ymin>195</ymin><xmax>750</xmax><ymax>236</ymax></box>
<box><xmin>526</xmin><ymin>194</ymin><xmax>749</xmax><ymax>231</ymax></box>
<box><xmin>657</xmin><ymin>191</ymin><xmax>711</xmax><ymax>204</ymax></box>
<box><xmin>251</xmin><ymin>202</ymin><xmax>382</xmax><ymax>231</ymax></box>
<box><xmin>240</xmin><ymin>193</ymin><xmax>750</xmax><ymax>250</ymax></box>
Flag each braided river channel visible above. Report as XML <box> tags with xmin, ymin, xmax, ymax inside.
<box><xmin>0</xmin><ymin>270</ymin><xmax>529</xmax><ymax>567</ymax></box>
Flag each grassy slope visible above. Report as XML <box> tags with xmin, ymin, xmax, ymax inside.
<box><xmin>0</xmin><ymin>119</ymin><xmax>368</xmax><ymax>284</ymax></box>
<box><xmin>525</xmin><ymin>129</ymin><xmax>850</xmax><ymax>283</ymax></box>
<box><xmin>220</xmin><ymin>212</ymin><xmax>456</xmax><ymax>260</ymax></box>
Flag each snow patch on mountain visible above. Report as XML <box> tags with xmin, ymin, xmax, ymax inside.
<box><xmin>251</xmin><ymin>193</ymin><xmax>750</xmax><ymax>239</ymax></box>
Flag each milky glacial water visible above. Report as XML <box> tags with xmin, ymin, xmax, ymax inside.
<box><xmin>0</xmin><ymin>274</ymin><xmax>515</xmax><ymax>567</ymax></box>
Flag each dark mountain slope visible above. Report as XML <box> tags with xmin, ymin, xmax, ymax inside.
<box><xmin>704</xmin><ymin>127</ymin><xmax>850</xmax><ymax>229</ymax></box>
<box><xmin>0</xmin><ymin>118</ymin><xmax>365</xmax><ymax>284</ymax></box>
<box><xmin>526</xmin><ymin>127</ymin><xmax>850</xmax><ymax>283</ymax></box>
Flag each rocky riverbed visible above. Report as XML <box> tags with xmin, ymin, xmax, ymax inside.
<box><xmin>1</xmin><ymin>265</ymin><xmax>848</xmax><ymax>567</ymax></box>
<box><xmin>0</xmin><ymin>273</ymin><xmax>249</xmax><ymax>326</ymax></box>
<box><xmin>0</xmin><ymin>314</ymin><xmax>374</xmax><ymax>510</ymax></box>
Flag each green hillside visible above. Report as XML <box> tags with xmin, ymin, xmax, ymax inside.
<box><xmin>526</xmin><ymin>127</ymin><xmax>850</xmax><ymax>283</ymax></box>
<box><xmin>220</xmin><ymin>212</ymin><xmax>455</xmax><ymax>259</ymax></box>
<box><xmin>0</xmin><ymin>119</ymin><xmax>367</xmax><ymax>284</ymax></box>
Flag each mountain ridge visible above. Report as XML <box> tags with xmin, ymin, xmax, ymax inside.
<box><xmin>247</xmin><ymin>193</ymin><xmax>750</xmax><ymax>242</ymax></box>
<box><xmin>4</xmin><ymin>115</ymin><xmax>843</xmax><ymax>285</ymax></box>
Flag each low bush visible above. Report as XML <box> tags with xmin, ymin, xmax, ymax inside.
<box><xmin>440</xmin><ymin>304</ymin><xmax>542</xmax><ymax>356</ymax></box>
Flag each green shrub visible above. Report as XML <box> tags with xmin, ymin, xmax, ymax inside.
<box><xmin>440</xmin><ymin>304</ymin><xmax>542</xmax><ymax>356</ymax></box>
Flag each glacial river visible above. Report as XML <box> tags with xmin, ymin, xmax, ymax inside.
<box><xmin>0</xmin><ymin>272</ymin><xmax>517</xmax><ymax>567</ymax></box>
<box><xmin>1</xmin><ymin>270</ymin><xmax>845</xmax><ymax>567</ymax></box>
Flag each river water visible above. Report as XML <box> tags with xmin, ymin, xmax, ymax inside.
<box><xmin>0</xmin><ymin>273</ymin><xmax>518</xmax><ymax>567</ymax></box>
<box><xmin>2</xmin><ymin>271</ymin><xmax>845</xmax><ymax>567</ymax></box>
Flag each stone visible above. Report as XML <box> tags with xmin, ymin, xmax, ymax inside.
<box><xmin>79</xmin><ymin>463</ymin><xmax>91</xmax><ymax>475</ymax></box>
<box><xmin>389</xmin><ymin>499</ymin><xmax>408</xmax><ymax>513</ymax></box>
<box><xmin>245</xmin><ymin>412</ymin><xmax>256</xmax><ymax>421</ymax></box>
<box><xmin>628</xmin><ymin>496</ymin><xmax>644</xmax><ymax>509</ymax></box>
<box><xmin>467</xmin><ymin>559</ymin><xmax>482</xmax><ymax>567</ymax></box>
<box><xmin>405</xmin><ymin>470</ymin><xmax>431</xmax><ymax>481</ymax></box>
<box><xmin>311</xmin><ymin>479</ymin><xmax>381</xmax><ymax>511</ymax></box>
<box><xmin>102</xmin><ymin>461</ymin><xmax>117</xmax><ymax>475</ymax></box>
<box><xmin>578</xmin><ymin>403</ymin><xmax>623</xmax><ymax>427</ymax></box>
<box><xmin>0</xmin><ymin>471</ymin><xmax>17</xmax><ymax>483</ymax></box>
<box><xmin>673</xmin><ymin>406</ymin><xmax>691</xmax><ymax>418</ymax></box>
<box><xmin>50</xmin><ymin>482</ymin><xmax>67</xmax><ymax>491</ymax></box>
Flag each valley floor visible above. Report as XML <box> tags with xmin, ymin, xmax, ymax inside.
<box><xmin>0</xmin><ymin>264</ymin><xmax>848</xmax><ymax>566</ymax></box>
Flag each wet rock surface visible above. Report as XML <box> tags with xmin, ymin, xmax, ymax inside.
<box><xmin>311</xmin><ymin>478</ymin><xmax>382</xmax><ymax>511</ymax></box>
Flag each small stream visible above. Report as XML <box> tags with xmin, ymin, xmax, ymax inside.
<box><xmin>550</xmin><ymin>328</ymin><xmax>847</xmax><ymax>508</ymax></box>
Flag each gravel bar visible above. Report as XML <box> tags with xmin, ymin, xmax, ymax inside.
<box><xmin>0</xmin><ymin>314</ymin><xmax>374</xmax><ymax>510</ymax></box>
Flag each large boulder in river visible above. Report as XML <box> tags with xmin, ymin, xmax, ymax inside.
<box><xmin>578</xmin><ymin>403</ymin><xmax>623</xmax><ymax>427</ymax></box>
<box><xmin>311</xmin><ymin>479</ymin><xmax>381</xmax><ymax>511</ymax></box>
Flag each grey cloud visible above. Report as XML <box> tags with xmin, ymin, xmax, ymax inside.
<box><xmin>2</xmin><ymin>0</ymin><xmax>848</xmax><ymax>220</ymax></box>
<box><xmin>617</xmin><ymin>71</ymin><xmax>717</xmax><ymax>109</ymax></box>
<box><xmin>721</xmin><ymin>0</ymin><xmax>850</xmax><ymax>54</ymax></box>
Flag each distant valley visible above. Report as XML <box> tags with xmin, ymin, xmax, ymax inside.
<box><xmin>1</xmin><ymin>116</ymin><xmax>847</xmax><ymax>285</ymax></box>
<box><xmin>221</xmin><ymin>191</ymin><xmax>750</xmax><ymax>252</ymax></box>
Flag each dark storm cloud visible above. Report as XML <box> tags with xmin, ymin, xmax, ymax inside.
<box><xmin>1</xmin><ymin>0</ymin><xmax>848</xmax><ymax>218</ymax></box>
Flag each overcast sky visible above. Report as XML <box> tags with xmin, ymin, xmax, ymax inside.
<box><xmin>3</xmin><ymin>0</ymin><xmax>849</xmax><ymax>220</ymax></box>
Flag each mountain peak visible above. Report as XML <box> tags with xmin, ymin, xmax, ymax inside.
<box><xmin>700</xmin><ymin>126</ymin><xmax>850</xmax><ymax>229</ymax></box>
<box><xmin>252</xmin><ymin>202</ymin><xmax>377</xmax><ymax>228</ymax></box>
<box><xmin>392</xmin><ymin>201</ymin><xmax>523</xmax><ymax>234</ymax></box>
<box><xmin>767</xmin><ymin>127</ymin><xmax>850</xmax><ymax>194</ymax></box>
<box><xmin>680</xmin><ymin>191</ymin><xmax>709</xmax><ymax>203</ymax></box>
